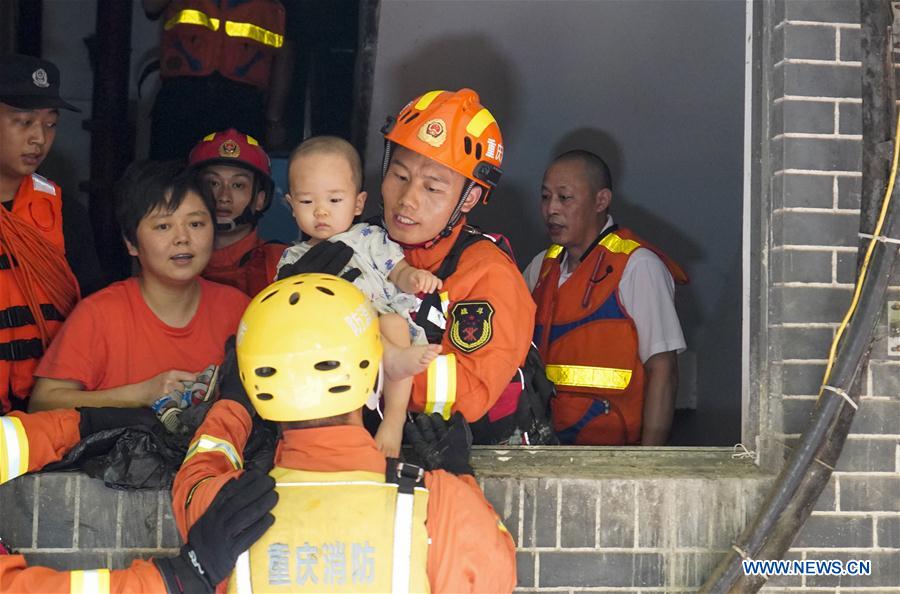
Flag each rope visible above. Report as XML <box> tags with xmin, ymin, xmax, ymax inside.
<box><xmin>821</xmin><ymin>384</ymin><xmax>859</xmax><ymax>410</ymax></box>
<box><xmin>0</xmin><ymin>207</ymin><xmax>80</xmax><ymax>346</ymax></box>
<box><xmin>858</xmin><ymin>232</ymin><xmax>900</xmax><ymax>245</ymax></box>
<box><xmin>732</xmin><ymin>443</ymin><xmax>757</xmax><ymax>460</ymax></box>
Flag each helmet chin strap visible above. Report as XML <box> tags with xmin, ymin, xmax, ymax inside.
<box><xmin>215</xmin><ymin>206</ymin><xmax>260</xmax><ymax>233</ymax></box>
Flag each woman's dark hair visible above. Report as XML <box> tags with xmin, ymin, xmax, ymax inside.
<box><xmin>115</xmin><ymin>160</ymin><xmax>215</xmax><ymax>248</ymax></box>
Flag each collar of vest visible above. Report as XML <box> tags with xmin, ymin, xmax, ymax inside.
<box><xmin>275</xmin><ymin>425</ymin><xmax>388</xmax><ymax>474</ymax></box>
<box><xmin>400</xmin><ymin>219</ymin><xmax>467</xmax><ymax>270</ymax></box>
<box><xmin>578</xmin><ymin>224</ymin><xmax>620</xmax><ymax>262</ymax></box>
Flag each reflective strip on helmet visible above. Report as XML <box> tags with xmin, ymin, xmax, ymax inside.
<box><xmin>545</xmin><ymin>364</ymin><xmax>632</xmax><ymax>390</ymax></box>
<box><xmin>70</xmin><ymin>569</ymin><xmax>110</xmax><ymax>594</ymax></box>
<box><xmin>391</xmin><ymin>489</ymin><xmax>415</xmax><ymax>594</ymax></box>
<box><xmin>425</xmin><ymin>353</ymin><xmax>457</xmax><ymax>419</ymax></box>
<box><xmin>599</xmin><ymin>233</ymin><xmax>641</xmax><ymax>255</ymax></box>
<box><xmin>184</xmin><ymin>434</ymin><xmax>243</xmax><ymax>469</ymax></box>
<box><xmin>545</xmin><ymin>244</ymin><xmax>564</xmax><ymax>259</ymax></box>
<box><xmin>202</xmin><ymin>132</ymin><xmax>216</xmax><ymax>142</ymax></box>
<box><xmin>164</xmin><ymin>9</ymin><xmax>220</xmax><ymax>31</ymax></box>
<box><xmin>224</xmin><ymin>20</ymin><xmax>284</xmax><ymax>48</ymax></box>
<box><xmin>0</xmin><ymin>416</ymin><xmax>28</xmax><ymax>484</ymax></box>
<box><xmin>246</xmin><ymin>134</ymin><xmax>260</xmax><ymax>146</ymax></box>
<box><xmin>465</xmin><ymin>108</ymin><xmax>496</xmax><ymax>138</ymax></box>
<box><xmin>414</xmin><ymin>90</ymin><xmax>444</xmax><ymax>111</ymax></box>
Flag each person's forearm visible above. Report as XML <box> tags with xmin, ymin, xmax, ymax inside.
<box><xmin>28</xmin><ymin>382</ymin><xmax>151</xmax><ymax>412</ymax></box>
<box><xmin>387</xmin><ymin>260</ymin><xmax>416</xmax><ymax>294</ymax></box>
<box><xmin>640</xmin><ymin>352</ymin><xmax>678</xmax><ymax>446</ymax></box>
<box><xmin>381</xmin><ymin>390</ymin><xmax>408</xmax><ymax>431</ymax></box>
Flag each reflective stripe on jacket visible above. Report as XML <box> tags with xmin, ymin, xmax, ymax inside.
<box><xmin>161</xmin><ymin>0</ymin><xmax>285</xmax><ymax>89</ymax></box>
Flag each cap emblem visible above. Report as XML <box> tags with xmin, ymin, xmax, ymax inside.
<box><xmin>32</xmin><ymin>69</ymin><xmax>49</xmax><ymax>88</ymax></box>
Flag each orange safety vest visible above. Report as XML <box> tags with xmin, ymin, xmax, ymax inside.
<box><xmin>202</xmin><ymin>231</ymin><xmax>286</xmax><ymax>297</ymax></box>
<box><xmin>0</xmin><ymin>175</ymin><xmax>70</xmax><ymax>412</ymax></box>
<box><xmin>532</xmin><ymin>225</ymin><xmax>687</xmax><ymax>445</ymax></box>
<box><xmin>160</xmin><ymin>0</ymin><xmax>285</xmax><ymax>89</ymax></box>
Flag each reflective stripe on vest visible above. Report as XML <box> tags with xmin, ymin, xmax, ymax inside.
<box><xmin>392</xmin><ymin>481</ymin><xmax>416</xmax><ymax>594</ymax></box>
<box><xmin>225</xmin><ymin>20</ymin><xmax>284</xmax><ymax>48</ymax></box>
<box><xmin>230</xmin><ymin>468</ymin><xmax>430</xmax><ymax>594</ymax></box>
<box><xmin>545</xmin><ymin>363</ymin><xmax>632</xmax><ymax>390</ymax></box>
<box><xmin>0</xmin><ymin>416</ymin><xmax>28</xmax><ymax>484</ymax></box>
<box><xmin>164</xmin><ymin>10</ymin><xmax>283</xmax><ymax>48</ymax></box>
<box><xmin>69</xmin><ymin>569</ymin><xmax>110</xmax><ymax>594</ymax></box>
<box><xmin>545</xmin><ymin>244</ymin><xmax>564</xmax><ymax>259</ymax></box>
<box><xmin>184</xmin><ymin>434</ymin><xmax>243</xmax><ymax>469</ymax></box>
<box><xmin>424</xmin><ymin>353</ymin><xmax>456</xmax><ymax>419</ymax></box>
<box><xmin>164</xmin><ymin>9</ymin><xmax>220</xmax><ymax>31</ymax></box>
<box><xmin>599</xmin><ymin>232</ymin><xmax>641</xmax><ymax>255</ymax></box>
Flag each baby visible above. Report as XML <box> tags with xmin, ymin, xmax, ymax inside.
<box><xmin>278</xmin><ymin>136</ymin><xmax>441</xmax><ymax>456</ymax></box>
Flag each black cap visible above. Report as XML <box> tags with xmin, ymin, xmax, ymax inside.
<box><xmin>0</xmin><ymin>54</ymin><xmax>80</xmax><ymax>112</ymax></box>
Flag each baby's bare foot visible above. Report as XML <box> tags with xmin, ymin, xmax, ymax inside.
<box><xmin>384</xmin><ymin>343</ymin><xmax>442</xmax><ymax>381</ymax></box>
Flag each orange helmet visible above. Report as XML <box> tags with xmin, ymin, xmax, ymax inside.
<box><xmin>382</xmin><ymin>88</ymin><xmax>503</xmax><ymax>203</ymax></box>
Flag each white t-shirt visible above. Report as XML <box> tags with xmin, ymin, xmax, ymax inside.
<box><xmin>523</xmin><ymin>217</ymin><xmax>686</xmax><ymax>363</ymax></box>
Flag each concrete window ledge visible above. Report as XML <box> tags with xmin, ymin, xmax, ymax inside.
<box><xmin>471</xmin><ymin>445</ymin><xmax>770</xmax><ymax>479</ymax></box>
<box><xmin>1</xmin><ymin>454</ymin><xmax>776</xmax><ymax>590</ymax></box>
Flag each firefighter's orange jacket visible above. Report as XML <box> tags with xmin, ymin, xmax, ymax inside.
<box><xmin>0</xmin><ymin>410</ymin><xmax>167</xmax><ymax>592</ymax></box>
<box><xmin>404</xmin><ymin>220</ymin><xmax>536</xmax><ymax>421</ymax></box>
<box><xmin>202</xmin><ymin>230</ymin><xmax>286</xmax><ymax>297</ymax></box>
<box><xmin>172</xmin><ymin>400</ymin><xmax>518</xmax><ymax>593</ymax></box>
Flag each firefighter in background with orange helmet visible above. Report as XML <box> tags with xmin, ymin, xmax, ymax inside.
<box><xmin>172</xmin><ymin>274</ymin><xmax>517</xmax><ymax>592</ymax></box>
<box><xmin>379</xmin><ymin>89</ymin><xmax>538</xmax><ymax>444</ymax></box>
<box><xmin>189</xmin><ymin>129</ymin><xmax>287</xmax><ymax>297</ymax></box>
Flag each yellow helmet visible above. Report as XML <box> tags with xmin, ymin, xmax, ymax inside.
<box><xmin>236</xmin><ymin>274</ymin><xmax>383</xmax><ymax>422</ymax></box>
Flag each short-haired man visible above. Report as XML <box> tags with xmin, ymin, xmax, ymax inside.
<box><xmin>378</xmin><ymin>89</ymin><xmax>536</xmax><ymax>444</ymax></box>
<box><xmin>0</xmin><ymin>54</ymin><xmax>81</xmax><ymax>414</ymax></box>
<box><xmin>524</xmin><ymin>150</ymin><xmax>688</xmax><ymax>446</ymax></box>
<box><xmin>189</xmin><ymin>129</ymin><xmax>287</xmax><ymax>297</ymax></box>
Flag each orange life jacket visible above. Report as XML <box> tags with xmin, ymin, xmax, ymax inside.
<box><xmin>202</xmin><ymin>230</ymin><xmax>286</xmax><ymax>297</ymax></box>
<box><xmin>532</xmin><ymin>225</ymin><xmax>687</xmax><ymax>445</ymax></box>
<box><xmin>0</xmin><ymin>175</ymin><xmax>71</xmax><ymax>412</ymax></box>
<box><xmin>160</xmin><ymin>0</ymin><xmax>285</xmax><ymax>89</ymax></box>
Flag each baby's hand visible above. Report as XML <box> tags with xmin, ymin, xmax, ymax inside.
<box><xmin>410</xmin><ymin>269</ymin><xmax>443</xmax><ymax>294</ymax></box>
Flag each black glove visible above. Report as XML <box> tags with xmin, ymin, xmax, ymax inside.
<box><xmin>404</xmin><ymin>412</ymin><xmax>474</xmax><ymax>476</ymax></box>
<box><xmin>217</xmin><ymin>335</ymin><xmax>255</xmax><ymax>419</ymax></box>
<box><xmin>77</xmin><ymin>406</ymin><xmax>159</xmax><ymax>438</ymax></box>
<box><xmin>275</xmin><ymin>240</ymin><xmax>361</xmax><ymax>282</ymax></box>
<box><xmin>154</xmin><ymin>470</ymin><xmax>277</xmax><ymax>593</ymax></box>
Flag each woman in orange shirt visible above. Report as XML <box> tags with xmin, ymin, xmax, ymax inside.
<box><xmin>28</xmin><ymin>162</ymin><xmax>248</xmax><ymax>412</ymax></box>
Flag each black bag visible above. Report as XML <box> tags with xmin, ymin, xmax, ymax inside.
<box><xmin>44</xmin><ymin>404</ymin><xmax>276</xmax><ymax>490</ymax></box>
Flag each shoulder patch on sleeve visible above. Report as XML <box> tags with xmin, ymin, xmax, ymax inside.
<box><xmin>449</xmin><ymin>300</ymin><xmax>494</xmax><ymax>353</ymax></box>
<box><xmin>30</xmin><ymin>173</ymin><xmax>57</xmax><ymax>196</ymax></box>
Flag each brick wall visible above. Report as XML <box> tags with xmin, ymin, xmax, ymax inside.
<box><xmin>2</xmin><ymin>0</ymin><xmax>899</xmax><ymax>591</ymax></box>
<box><xmin>761</xmin><ymin>0</ymin><xmax>900</xmax><ymax>590</ymax></box>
